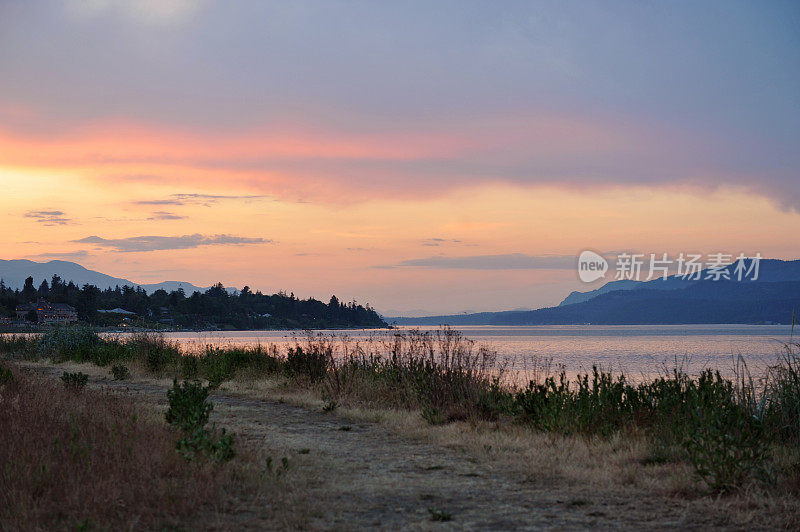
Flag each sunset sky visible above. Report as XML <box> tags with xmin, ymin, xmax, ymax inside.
<box><xmin>1</xmin><ymin>1</ymin><xmax>799</xmax><ymax>315</ymax></box>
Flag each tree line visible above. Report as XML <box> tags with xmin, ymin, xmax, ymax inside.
<box><xmin>0</xmin><ymin>275</ymin><xmax>387</xmax><ymax>330</ymax></box>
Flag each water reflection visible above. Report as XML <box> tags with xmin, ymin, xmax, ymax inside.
<box><xmin>106</xmin><ymin>324</ymin><xmax>795</xmax><ymax>384</ymax></box>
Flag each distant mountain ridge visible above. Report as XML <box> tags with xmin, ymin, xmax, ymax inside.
<box><xmin>558</xmin><ymin>279</ymin><xmax>643</xmax><ymax>306</ymax></box>
<box><xmin>558</xmin><ymin>258</ymin><xmax>800</xmax><ymax>307</ymax></box>
<box><xmin>0</xmin><ymin>259</ymin><xmax>219</xmax><ymax>295</ymax></box>
<box><xmin>390</xmin><ymin>258</ymin><xmax>800</xmax><ymax>325</ymax></box>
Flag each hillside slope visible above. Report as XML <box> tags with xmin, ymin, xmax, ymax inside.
<box><xmin>391</xmin><ymin>259</ymin><xmax>800</xmax><ymax>325</ymax></box>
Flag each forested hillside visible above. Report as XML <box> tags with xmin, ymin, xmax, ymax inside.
<box><xmin>0</xmin><ymin>275</ymin><xmax>386</xmax><ymax>330</ymax></box>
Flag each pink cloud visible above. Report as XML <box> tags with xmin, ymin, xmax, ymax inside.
<box><xmin>0</xmin><ymin>110</ymin><xmax>794</xmax><ymax>208</ymax></box>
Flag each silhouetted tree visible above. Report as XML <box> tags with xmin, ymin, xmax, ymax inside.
<box><xmin>22</xmin><ymin>276</ymin><xmax>36</xmax><ymax>301</ymax></box>
<box><xmin>37</xmin><ymin>280</ymin><xmax>49</xmax><ymax>298</ymax></box>
<box><xmin>0</xmin><ymin>275</ymin><xmax>385</xmax><ymax>329</ymax></box>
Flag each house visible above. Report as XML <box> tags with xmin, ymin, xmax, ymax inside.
<box><xmin>15</xmin><ymin>302</ymin><xmax>37</xmax><ymax>321</ymax></box>
<box><xmin>16</xmin><ymin>299</ymin><xmax>78</xmax><ymax>324</ymax></box>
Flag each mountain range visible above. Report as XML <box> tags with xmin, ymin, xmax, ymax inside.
<box><xmin>5</xmin><ymin>258</ymin><xmax>799</xmax><ymax>325</ymax></box>
<box><xmin>0</xmin><ymin>259</ymin><xmax>217</xmax><ymax>295</ymax></box>
<box><xmin>389</xmin><ymin>258</ymin><xmax>800</xmax><ymax>325</ymax></box>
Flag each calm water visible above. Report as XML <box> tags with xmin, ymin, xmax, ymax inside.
<box><xmin>150</xmin><ymin>324</ymin><xmax>797</xmax><ymax>382</ymax></box>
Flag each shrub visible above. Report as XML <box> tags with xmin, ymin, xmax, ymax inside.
<box><xmin>244</xmin><ymin>346</ymin><xmax>284</xmax><ymax>377</ymax></box>
<box><xmin>428</xmin><ymin>508</ymin><xmax>453</xmax><ymax>522</ymax></box>
<box><xmin>175</xmin><ymin>426</ymin><xmax>236</xmax><ymax>464</ymax></box>
<box><xmin>684</xmin><ymin>401</ymin><xmax>771</xmax><ymax>491</ymax></box>
<box><xmin>399</xmin><ymin>329</ymin><xmax>497</xmax><ymax>420</ymax></box>
<box><xmin>145</xmin><ymin>349</ymin><xmax>165</xmax><ymax>372</ymax></box>
<box><xmin>477</xmin><ymin>377</ymin><xmax>515</xmax><ymax>420</ymax></box>
<box><xmin>180</xmin><ymin>355</ymin><xmax>200</xmax><ymax>380</ymax></box>
<box><xmin>61</xmin><ymin>371</ymin><xmax>88</xmax><ymax>391</ymax></box>
<box><xmin>209</xmin><ymin>429</ymin><xmax>236</xmax><ymax>463</ymax></box>
<box><xmin>0</xmin><ymin>334</ymin><xmax>38</xmax><ymax>357</ymax></box>
<box><xmin>40</xmin><ymin>328</ymin><xmax>101</xmax><ymax>363</ymax></box>
<box><xmin>762</xmin><ymin>345</ymin><xmax>800</xmax><ymax>443</ymax></box>
<box><xmin>285</xmin><ymin>346</ymin><xmax>330</xmax><ymax>383</ymax></box>
<box><xmin>512</xmin><ymin>366</ymin><xmax>777</xmax><ymax>491</ymax></box>
<box><xmin>0</xmin><ymin>365</ymin><xmax>15</xmax><ymax>386</ymax></box>
<box><xmin>165</xmin><ymin>379</ymin><xmax>235</xmax><ymax>463</ymax></box>
<box><xmin>165</xmin><ymin>379</ymin><xmax>212</xmax><ymax>432</ymax></box>
<box><xmin>110</xmin><ymin>365</ymin><xmax>130</xmax><ymax>381</ymax></box>
<box><xmin>126</xmin><ymin>333</ymin><xmax>180</xmax><ymax>373</ymax></box>
<box><xmin>264</xmin><ymin>456</ymin><xmax>290</xmax><ymax>478</ymax></box>
<box><xmin>514</xmin><ymin>371</ymin><xmax>603</xmax><ymax>433</ymax></box>
<box><xmin>201</xmin><ymin>352</ymin><xmax>235</xmax><ymax>388</ymax></box>
<box><xmin>681</xmin><ymin>370</ymin><xmax>772</xmax><ymax>491</ymax></box>
<box><xmin>421</xmin><ymin>406</ymin><xmax>447</xmax><ymax>425</ymax></box>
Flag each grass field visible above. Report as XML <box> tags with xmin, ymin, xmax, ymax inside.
<box><xmin>2</xmin><ymin>326</ymin><xmax>799</xmax><ymax>528</ymax></box>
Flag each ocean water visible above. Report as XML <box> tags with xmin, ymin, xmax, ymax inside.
<box><xmin>153</xmin><ymin>324</ymin><xmax>798</xmax><ymax>383</ymax></box>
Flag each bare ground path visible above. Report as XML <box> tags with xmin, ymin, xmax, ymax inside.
<box><xmin>19</xmin><ymin>362</ymin><xmax>749</xmax><ymax>530</ymax></box>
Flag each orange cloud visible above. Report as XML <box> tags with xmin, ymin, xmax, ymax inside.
<box><xmin>0</xmin><ymin>120</ymin><xmax>470</xmax><ymax>166</ymax></box>
<box><xmin>0</xmin><ymin>110</ymin><xmax>789</xmax><ymax>208</ymax></box>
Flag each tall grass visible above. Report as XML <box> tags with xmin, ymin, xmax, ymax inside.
<box><xmin>0</xmin><ymin>363</ymin><xmax>247</xmax><ymax>530</ymax></box>
<box><xmin>320</xmin><ymin>328</ymin><xmax>498</xmax><ymax>422</ymax></box>
<box><xmin>762</xmin><ymin>342</ymin><xmax>800</xmax><ymax>443</ymax></box>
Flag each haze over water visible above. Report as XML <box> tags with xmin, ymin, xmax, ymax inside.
<box><xmin>148</xmin><ymin>324</ymin><xmax>796</xmax><ymax>383</ymax></box>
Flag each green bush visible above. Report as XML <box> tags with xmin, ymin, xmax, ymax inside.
<box><xmin>684</xmin><ymin>401</ymin><xmax>771</xmax><ymax>491</ymax></box>
<box><xmin>61</xmin><ymin>371</ymin><xmax>89</xmax><ymax>391</ymax></box>
<box><xmin>428</xmin><ymin>508</ymin><xmax>453</xmax><ymax>522</ymax></box>
<box><xmin>165</xmin><ymin>379</ymin><xmax>212</xmax><ymax>431</ymax></box>
<box><xmin>190</xmin><ymin>346</ymin><xmax>284</xmax><ymax>387</ymax></box>
<box><xmin>175</xmin><ymin>426</ymin><xmax>236</xmax><ymax>464</ymax></box>
<box><xmin>146</xmin><ymin>349</ymin><xmax>163</xmax><ymax>372</ymax></box>
<box><xmin>165</xmin><ymin>379</ymin><xmax>235</xmax><ymax>463</ymax></box>
<box><xmin>111</xmin><ymin>364</ymin><xmax>130</xmax><ymax>380</ymax></box>
<box><xmin>200</xmin><ymin>351</ymin><xmax>235</xmax><ymax>388</ymax></box>
<box><xmin>264</xmin><ymin>456</ymin><xmax>290</xmax><ymax>478</ymax></box>
<box><xmin>477</xmin><ymin>378</ymin><xmax>515</xmax><ymax>420</ymax></box>
<box><xmin>0</xmin><ymin>365</ymin><xmax>15</xmax><ymax>386</ymax></box>
<box><xmin>124</xmin><ymin>333</ymin><xmax>180</xmax><ymax>373</ymax></box>
<box><xmin>285</xmin><ymin>346</ymin><xmax>330</xmax><ymax>383</ymax></box>
<box><xmin>511</xmin><ymin>367</ymin><xmax>775</xmax><ymax>491</ymax></box>
<box><xmin>677</xmin><ymin>370</ymin><xmax>771</xmax><ymax>491</ymax></box>
<box><xmin>0</xmin><ymin>334</ymin><xmax>38</xmax><ymax>357</ymax></box>
<box><xmin>421</xmin><ymin>406</ymin><xmax>447</xmax><ymax>425</ymax></box>
<box><xmin>245</xmin><ymin>347</ymin><xmax>284</xmax><ymax>376</ymax></box>
<box><xmin>762</xmin><ymin>347</ymin><xmax>800</xmax><ymax>443</ymax></box>
<box><xmin>40</xmin><ymin>328</ymin><xmax>101</xmax><ymax>363</ymax></box>
<box><xmin>514</xmin><ymin>370</ymin><xmax>629</xmax><ymax>434</ymax></box>
<box><xmin>180</xmin><ymin>355</ymin><xmax>199</xmax><ymax>379</ymax></box>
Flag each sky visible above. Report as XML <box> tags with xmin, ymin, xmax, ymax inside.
<box><xmin>1</xmin><ymin>0</ymin><xmax>799</xmax><ymax>316</ymax></box>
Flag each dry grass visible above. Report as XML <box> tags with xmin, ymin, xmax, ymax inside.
<box><xmin>12</xmin><ymin>358</ymin><xmax>800</xmax><ymax>529</ymax></box>
<box><xmin>223</xmin><ymin>372</ymin><xmax>800</xmax><ymax>529</ymax></box>
<box><xmin>342</xmin><ymin>411</ymin><xmax>800</xmax><ymax>528</ymax></box>
<box><xmin>0</xmin><ymin>363</ymin><xmax>301</xmax><ymax>531</ymax></box>
<box><xmin>5</xmin><ymin>328</ymin><xmax>800</xmax><ymax>529</ymax></box>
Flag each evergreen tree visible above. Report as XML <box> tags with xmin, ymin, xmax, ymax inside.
<box><xmin>22</xmin><ymin>277</ymin><xmax>36</xmax><ymax>301</ymax></box>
